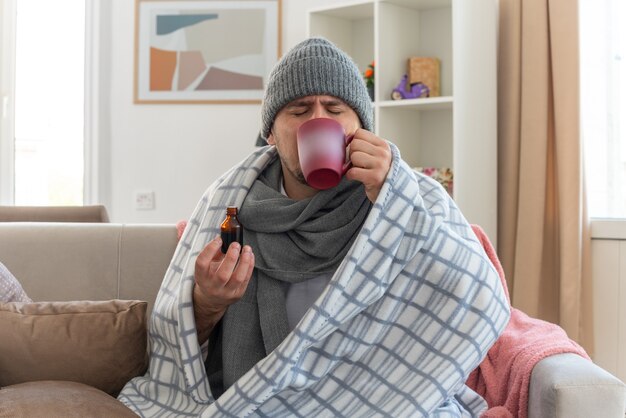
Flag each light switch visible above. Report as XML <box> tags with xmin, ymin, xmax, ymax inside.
<box><xmin>134</xmin><ymin>190</ymin><xmax>155</xmax><ymax>210</ymax></box>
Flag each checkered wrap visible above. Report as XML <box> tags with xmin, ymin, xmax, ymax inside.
<box><xmin>118</xmin><ymin>144</ymin><xmax>510</xmax><ymax>417</ymax></box>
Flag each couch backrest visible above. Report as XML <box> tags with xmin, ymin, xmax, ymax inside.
<box><xmin>0</xmin><ymin>223</ymin><xmax>178</xmax><ymax>314</ymax></box>
<box><xmin>0</xmin><ymin>205</ymin><xmax>110</xmax><ymax>222</ymax></box>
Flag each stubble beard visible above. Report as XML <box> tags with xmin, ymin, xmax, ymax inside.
<box><xmin>272</xmin><ymin>131</ymin><xmax>308</xmax><ymax>186</ymax></box>
<box><xmin>282</xmin><ymin>156</ymin><xmax>308</xmax><ymax>186</ymax></box>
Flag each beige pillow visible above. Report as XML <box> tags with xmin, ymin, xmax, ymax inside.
<box><xmin>0</xmin><ymin>380</ymin><xmax>138</xmax><ymax>418</ymax></box>
<box><xmin>0</xmin><ymin>300</ymin><xmax>148</xmax><ymax>396</ymax></box>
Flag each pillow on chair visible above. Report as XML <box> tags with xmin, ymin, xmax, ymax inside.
<box><xmin>0</xmin><ymin>381</ymin><xmax>138</xmax><ymax>418</ymax></box>
<box><xmin>0</xmin><ymin>299</ymin><xmax>148</xmax><ymax>396</ymax></box>
<box><xmin>0</xmin><ymin>261</ymin><xmax>31</xmax><ymax>303</ymax></box>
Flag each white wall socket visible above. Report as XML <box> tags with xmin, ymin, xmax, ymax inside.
<box><xmin>134</xmin><ymin>190</ymin><xmax>155</xmax><ymax>210</ymax></box>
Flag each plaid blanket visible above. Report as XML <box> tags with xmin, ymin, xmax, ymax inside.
<box><xmin>118</xmin><ymin>144</ymin><xmax>510</xmax><ymax>417</ymax></box>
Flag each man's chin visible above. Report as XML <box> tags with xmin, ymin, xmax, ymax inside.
<box><xmin>287</xmin><ymin>165</ymin><xmax>307</xmax><ymax>186</ymax></box>
<box><xmin>295</xmin><ymin>171</ymin><xmax>308</xmax><ymax>186</ymax></box>
<box><xmin>279</xmin><ymin>159</ymin><xmax>311</xmax><ymax>188</ymax></box>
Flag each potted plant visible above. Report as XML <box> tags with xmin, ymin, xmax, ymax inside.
<box><xmin>363</xmin><ymin>61</ymin><xmax>375</xmax><ymax>101</ymax></box>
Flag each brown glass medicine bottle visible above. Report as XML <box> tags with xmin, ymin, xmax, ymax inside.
<box><xmin>220</xmin><ymin>206</ymin><xmax>243</xmax><ymax>254</ymax></box>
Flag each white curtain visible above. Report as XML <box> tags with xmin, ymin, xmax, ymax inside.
<box><xmin>580</xmin><ymin>0</ymin><xmax>626</xmax><ymax>218</ymax></box>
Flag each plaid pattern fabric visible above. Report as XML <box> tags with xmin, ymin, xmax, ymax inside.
<box><xmin>0</xmin><ymin>261</ymin><xmax>32</xmax><ymax>303</ymax></box>
<box><xmin>118</xmin><ymin>144</ymin><xmax>510</xmax><ymax>417</ymax></box>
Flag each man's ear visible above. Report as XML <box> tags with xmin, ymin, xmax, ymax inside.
<box><xmin>267</xmin><ymin>130</ymin><xmax>276</xmax><ymax>145</ymax></box>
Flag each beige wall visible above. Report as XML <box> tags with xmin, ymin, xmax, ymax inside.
<box><xmin>102</xmin><ymin>0</ymin><xmax>342</xmax><ymax>223</ymax></box>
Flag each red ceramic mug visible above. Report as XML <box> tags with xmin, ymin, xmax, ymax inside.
<box><xmin>297</xmin><ymin>118</ymin><xmax>354</xmax><ymax>190</ymax></box>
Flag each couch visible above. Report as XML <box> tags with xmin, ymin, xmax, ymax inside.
<box><xmin>0</xmin><ymin>205</ymin><xmax>110</xmax><ymax>222</ymax></box>
<box><xmin>0</xmin><ymin>222</ymin><xmax>624</xmax><ymax>417</ymax></box>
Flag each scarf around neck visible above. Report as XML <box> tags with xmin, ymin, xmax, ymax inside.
<box><xmin>208</xmin><ymin>156</ymin><xmax>371</xmax><ymax>392</ymax></box>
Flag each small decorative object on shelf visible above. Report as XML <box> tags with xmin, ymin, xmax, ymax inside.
<box><xmin>363</xmin><ymin>61</ymin><xmax>375</xmax><ymax>101</ymax></box>
<box><xmin>414</xmin><ymin>167</ymin><xmax>453</xmax><ymax>196</ymax></box>
<box><xmin>391</xmin><ymin>74</ymin><xmax>430</xmax><ymax>100</ymax></box>
<box><xmin>408</xmin><ymin>57</ymin><xmax>440</xmax><ymax>97</ymax></box>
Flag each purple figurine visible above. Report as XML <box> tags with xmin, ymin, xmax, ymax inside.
<box><xmin>391</xmin><ymin>74</ymin><xmax>430</xmax><ymax>100</ymax></box>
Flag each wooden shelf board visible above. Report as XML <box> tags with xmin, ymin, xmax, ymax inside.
<box><xmin>377</xmin><ymin>96</ymin><xmax>453</xmax><ymax>111</ymax></box>
<box><xmin>308</xmin><ymin>1</ymin><xmax>374</xmax><ymax>20</ymax></box>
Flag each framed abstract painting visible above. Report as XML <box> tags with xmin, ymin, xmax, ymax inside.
<box><xmin>134</xmin><ymin>0</ymin><xmax>281</xmax><ymax>104</ymax></box>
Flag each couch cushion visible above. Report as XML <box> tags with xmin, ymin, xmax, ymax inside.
<box><xmin>0</xmin><ymin>300</ymin><xmax>148</xmax><ymax>396</ymax></box>
<box><xmin>0</xmin><ymin>381</ymin><xmax>138</xmax><ymax>418</ymax></box>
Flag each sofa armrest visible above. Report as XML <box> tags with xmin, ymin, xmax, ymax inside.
<box><xmin>528</xmin><ymin>353</ymin><xmax>626</xmax><ymax>418</ymax></box>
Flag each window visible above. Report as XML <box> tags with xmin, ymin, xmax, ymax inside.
<box><xmin>580</xmin><ymin>0</ymin><xmax>626</xmax><ymax>219</ymax></box>
<box><xmin>1</xmin><ymin>0</ymin><xmax>85</xmax><ymax>205</ymax></box>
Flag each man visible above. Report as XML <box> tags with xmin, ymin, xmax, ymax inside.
<box><xmin>119</xmin><ymin>37</ymin><xmax>510</xmax><ymax>417</ymax></box>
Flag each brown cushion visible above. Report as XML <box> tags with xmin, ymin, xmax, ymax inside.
<box><xmin>0</xmin><ymin>300</ymin><xmax>148</xmax><ymax>396</ymax></box>
<box><xmin>0</xmin><ymin>380</ymin><xmax>138</xmax><ymax>417</ymax></box>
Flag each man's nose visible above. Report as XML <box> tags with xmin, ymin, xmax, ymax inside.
<box><xmin>310</xmin><ymin>104</ymin><xmax>329</xmax><ymax>120</ymax></box>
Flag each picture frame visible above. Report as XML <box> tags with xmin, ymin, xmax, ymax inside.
<box><xmin>134</xmin><ymin>0</ymin><xmax>281</xmax><ymax>104</ymax></box>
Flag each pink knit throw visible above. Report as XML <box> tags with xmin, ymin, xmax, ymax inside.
<box><xmin>176</xmin><ymin>220</ymin><xmax>187</xmax><ymax>241</ymax></box>
<box><xmin>467</xmin><ymin>225</ymin><xmax>589</xmax><ymax>418</ymax></box>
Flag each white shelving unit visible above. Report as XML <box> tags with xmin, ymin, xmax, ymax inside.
<box><xmin>308</xmin><ymin>0</ymin><xmax>498</xmax><ymax>242</ymax></box>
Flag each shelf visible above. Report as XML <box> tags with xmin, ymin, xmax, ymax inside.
<box><xmin>385</xmin><ymin>0</ymin><xmax>452</xmax><ymax>10</ymax></box>
<box><xmin>308</xmin><ymin>0</ymin><xmax>497</xmax><ymax>243</ymax></box>
<box><xmin>308</xmin><ymin>1</ymin><xmax>374</xmax><ymax>19</ymax></box>
<box><xmin>377</xmin><ymin>96</ymin><xmax>453</xmax><ymax>111</ymax></box>
<box><xmin>308</xmin><ymin>1</ymin><xmax>374</xmax><ymax>71</ymax></box>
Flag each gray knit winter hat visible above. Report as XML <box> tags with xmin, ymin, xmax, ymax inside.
<box><xmin>261</xmin><ymin>37</ymin><xmax>373</xmax><ymax>139</ymax></box>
